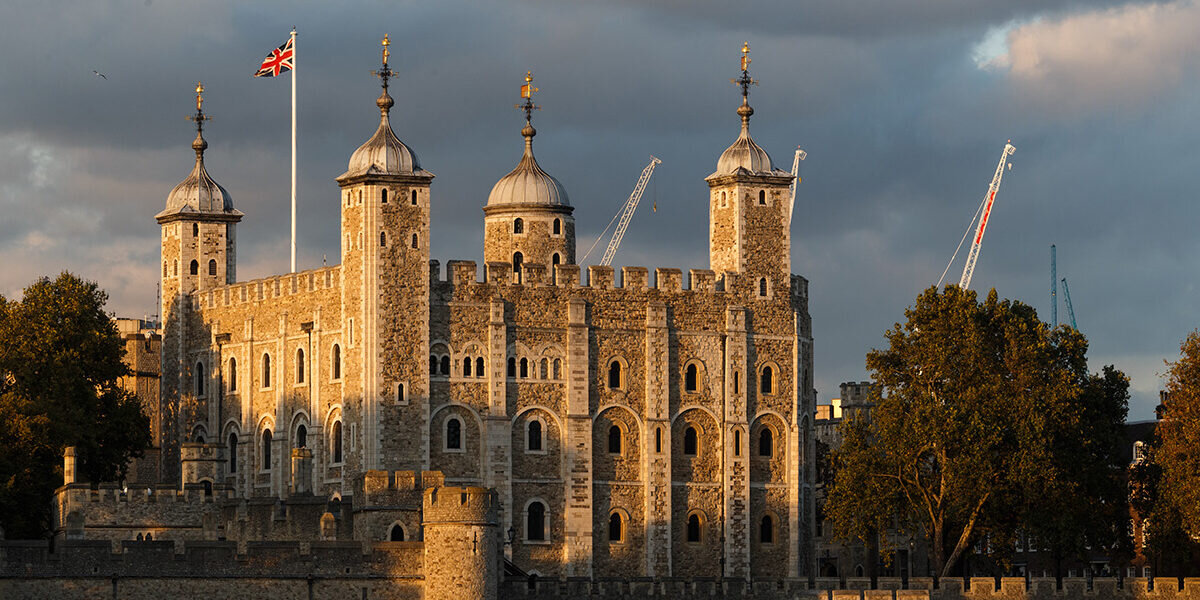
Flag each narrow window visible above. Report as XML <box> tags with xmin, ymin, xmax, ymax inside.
<box><xmin>553</xmin><ymin>358</ymin><xmax>561</xmax><ymax>379</ymax></box>
<box><xmin>163</xmin><ymin>262</ymin><xmax>167</xmax><ymax>277</ymax></box>
<box><xmin>720</xmin><ymin>191</ymin><xmax>727</xmax><ymax>207</ymax></box>
<box><xmin>553</xmin><ymin>218</ymin><xmax>561</xmax><ymax>235</ymax></box>
<box><xmin>760</xmin><ymin>366</ymin><xmax>773</xmax><ymax>395</ymax></box>
<box><xmin>208</xmin><ymin>259</ymin><xmax>217</xmax><ymax>276</ymax></box>
<box><xmin>381</xmin><ymin>188</ymin><xmax>388</xmax><ymax>203</ymax></box>
<box><xmin>446</xmin><ymin>417</ymin><xmax>462</xmax><ymax>450</ymax></box>
<box><xmin>733</xmin><ymin>371</ymin><xmax>739</xmax><ymax>394</ymax></box>
<box><xmin>137</xmin><ymin>533</ymin><xmax>143</xmax><ymax>541</ymax></box>
<box><xmin>411</xmin><ymin>189</ymin><xmax>417</xmax><ymax>205</ymax></box>
<box><xmin>608</xmin><ymin>360</ymin><xmax>622</xmax><ymax>389</ymax></box>
<box><xmin>527</xmin><ymin>502</ymin><xmax>546</xmax><ymax>541</ymax></box>
<box><xmin>759</xmin><ymin>277</ymin><xmax>768</xmax><ymax>297</ymax></box>
<box><xmin>687</xmin><ymin>514</ymin><xmax>701</xmax><ymax>542</ymax></box>
<box><xmin>229</xmin><ymin>357</ymin><xmax>237</xmax><ymax>392</ymax></box>
<box><xmin>411</xmin><ymin>234</ymin><xmax>418</xmax><ymax>249</ymax></box>
<box><xmin>513</xmin><ymin>218</ymin><xmax>524</xmax><ymax>234</ymax></box>
<box><xmin>296</xmin><ymin>424</ymin><xmax>307</xmax><ymax>448</ymax></box>
<box><xmin>380</xmin><ymin>231</ymin><xmax>387</xmax><ymax>247</ymax></box>
<box><xmin>331</xmin><ymin>421</ymin><xmax>343</xmax><ymax>463</ymax></box>
<box><xmin>609</xmin><ymin>512</ymin><xmax>623</xmax><ymax>542</ymax></box>
<box><xmin>228</xmin><ymin>433</ymin><xmax>238</xmax><ymax>473</ymax></box>
<box><xmin>684</xmin><ymin>426</ymin><xmax>698</xmax><ymax>456</ymax></box>
<box><xmin>190</xmin><ymin>260</ymin><xmax>199</xmax><ymax>275</ymax></box>
<box><xmin>758</xmin><ymin>190</ymin><xmax>766</xmax><ymax>205</ymax></box>
<box><xmin>759</xmin><ymin>428</ymin><xmax>773</xmax><ymax>457</ymax></box>
<box><xmin>389</xmin><ymin>524</ymin><xmax>405</xmax><ymax>541</ymax></box>
<box><xmin>430</xmin><ymin>355</ymin><xmax>438</xmax><ymax>376</ymax></box>
<box><xmin>331</xmin><ymin>345</ymin><xmax>341</xmax><ymax>379</ymax></box>
<box><xmin>655</xmin><ymin>427</ymin><xmax>662</xmax><ymax>453</ymax></box>
<box><xmin>508</xmin><ymin>357</ymin><xmax>517</xmax><ymax>378</ymax></box>
<box><xmin>261</xmin><ymin>429</ymin><xmax>273</xmax><ymax>470</ymax></box>
<box><xmin>476</xmin><ymin>357</ymin><xmax>485</xmax><ymax>377</ymax></box>
<box><xmin>463</xmin><ymin>357</ymin><xmax>472</xmax><ymax>377</ymax></box>
<box><xmin>608</xmin><ymin>425</ymin><xmax>622</xmax><ymax>454</ymax></box>
<box><xmin>685</xmin><ymin>363</ymin><xmax>698</xmax><ymax>392</ymax></box>
<box><xmin>512</xmin><ymin>252</ymin><xmax>523</xmax><ymax>279</ymax></box>
<box><xmin>262</xmin><ymin>354</ymin><xmax>271</xmax><ymax>388</ymax></box>
<box><xmin>540</xmin><ymin>358</ymin><xmax>548</xmax><ymax>379</ymax></box>
<box><xmin>552</xmin><ymin>253</ymin><xmax>560</xmax><ymax>266</ymax></box>
<box><xmin>174</xmin><ymin>260</ymin><xmax>178</xmax><ymax>276</ymax></box>
<box><xmin>195</xmin><ymin>361</ymin><xmax>205</xmax><ymax>395</ymax></box>
<box><xmin>519</xmin><ymin>357</ymin><xmax>529</xmax><ymax>378</ymax></box>
<box><xmin>440</xmin><ymin>355</ymin><xmax>450</xmax><ymax>376</ymax></box>
<box><xmin>760</xmin><ymin>515</ymin><xmax>774</xmax><ymax>544</ymax></box>
<box><xmin>203</xmin><ymin>480</ymin><xmax>212</xmax><ymax>497</ymax></box>
<box><xmin>193</xmin><ymin>223</ymin><xmax>199</xmax><ymax>237</ymax></box>
<box><xmin>734</xmin><ymin>429</ymin><xmax>742</xmax><ymax>456</ymax></box>
<box><xmin>397</xmin><ymin>383</ymin><xmax>405</xmax><ymax>404</ymax></box>
<box><xmin>349</xmin><ymin>319</ymin><xmax>354</xmax><ymax>345</ymax></box>
<box><xmin>527</xmin><ymin>420</ymin><xmax>543</xmax><ymax>452</ymax></box>
<box><xmin>296</xmin><ymin>348</ymin><xmax>305</xmax><ymax>384</ymax></box>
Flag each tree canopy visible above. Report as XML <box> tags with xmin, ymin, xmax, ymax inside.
<box><xmin>0</xmin><ymin>273</ymin><xmax>150</xmax><ymax>538</ymax></box>
<box><xmin>826</xmin><ymin>285</ymin><xmax>1129</xmax><ymax>578</ymax></box>
<box><xmin>1159</xmin><ymin>331</ymin><xmax>1200</xmax><ymax>540</ymax></box>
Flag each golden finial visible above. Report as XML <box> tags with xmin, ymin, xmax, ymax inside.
<box><xmin>520</xmin><ymin>71</ymin><xmax>538</xmax><ymax>99</ymax></box>
<box><xmin>381</xmin><ymin>34</ymin><xmax>390</xmax><ymax>66</ymax></box>
<box><xmin>195</xmin><ymin>82</ymin><xmax>204</xmax><ymax>111</ymax></box>
<box><xmin>740</xmin><ymin>42</ymin><xmax>751</xmax><ymax>72</ymax></box>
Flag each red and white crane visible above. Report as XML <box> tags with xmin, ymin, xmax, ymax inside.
<box><xmin>938</xmin><ymin>141</ymin><xmax>1016</xmax><ymax>290</ymax></box>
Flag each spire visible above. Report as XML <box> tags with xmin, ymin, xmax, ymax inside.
<box><xmin>730</xmin><ymin>42</ymin><xmax>758</xmax><ymax>131</ymax></box>
<box><xmin>340</xmin><ymin>34</ymin><xmax>428</xmax><ymax>180</ymax></box>
<box><xmin>370</xmin><ymin>34</ymin><xmax>395</xmax><ymax>115</ymax></box>
<box><xmin>159</xmin><ymin>82</ymin><xmax>239</xmax><ymax>219</ymax></box>
<box><xmin>515</xmin><ymin>71</ymin><xmax>540</xmax><ymax>155</ymax></box>
<box><xmin>186</xmin><ymin>82</ymin><xmax>211</xmax><ymax>162</ymax></box>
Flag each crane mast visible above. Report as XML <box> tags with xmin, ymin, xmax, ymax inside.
<box><xmin>1061</xmin><ymin>277</ymin><xmax>1078</xmax><ymax>330</ymax></box>
<box><xmin>600</xmin><ymin>156</ymin><xmax>661</xmax><ymax>267</ymax></box>
<box><xmin>787</xmin><ymin>147</ymin><xmax>806</xmax><ymax>225</ymax></box>
<box><xmin>958</xmin><ymin>141</ymin><xmax>1016</xmax><ymax>289</ymax></box>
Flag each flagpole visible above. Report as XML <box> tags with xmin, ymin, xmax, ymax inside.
<box><xmin>290</xmin><ymin>27</ymin><xmax>297</xmax><ymax>273</ymax></box>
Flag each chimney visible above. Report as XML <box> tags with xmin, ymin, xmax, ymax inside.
<box><xmin>63</xmin><ymin>446</ymin><xmax>77</xmax><ymax>485</ymax></box>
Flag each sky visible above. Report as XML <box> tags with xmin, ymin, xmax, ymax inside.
<box><xmin>2</xmin><ymin>0</ymin><xmax>1197</xmax><ymax>421</ymax></box>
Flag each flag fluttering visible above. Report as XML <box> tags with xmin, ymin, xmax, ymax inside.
<box><xmin>254</xmin><ymin>38</ymin><xmax>294</xmax><ymax>78</ymax></box>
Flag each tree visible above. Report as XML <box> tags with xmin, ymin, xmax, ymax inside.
<box><xmin>1160</xmin><ymin>331</ymin><xmax>1200</xmax><ymax>540</ymax></box>
<box><xmin>0</xmin><ymin>272</ymin><xmax>150</xmax><ymax>538</ymax></box>
<box><xmin>826</xmin><ymin>285</ymin><xmax>1127</xmax><ymax>578</ymax></box>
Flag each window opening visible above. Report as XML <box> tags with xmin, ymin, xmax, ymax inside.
<box><xmin>655</xmin><ymin>427</ymin><xmax>662</xmax><ymax>453</ymax></box>
<box><xmin>440</xmin><ymin>355</ymin><xmax>450</xmax><ymax>376</ymax></box>
<box><xmin>507</xmin><ymin>357</ymin><xmax>517</xmax><ymax>378</ymax></box>
<box><xmin>390</xmin><ymin>524</ymin><xmax>405</xmax><ymax>541</ymax></box>
<box><xmin>381</xmin><ymin>189</ymin><xmax>388</xmax><ymax>203</ymax></box>
<box><xmin>331</xmin><ymin>421</ymin><xmax>343</xmax><ymax>463</ymax></box>
<box><xmin>527</xmin><ymin>420</ymin><xmax>543</xmax><ymax>451</ymax></box>
<box><xmin>520</xmin><ymin>357</ymin><xmax>529</xmax><ymax>378</ymax></box>
<box><xmin>208</xmin><ymin>259</ymin><xmax>217</xmax><ymax>276</ymax></box>
<box><xmin>229</xmin><ymin>357</ymin><xmax>237</xmax><ymax>392</ymax></box>
<box><xmin>513</xmin><ymin>218</ymin><xmax>524</xmax><ymax>234</ymax></box>
<box><xmin>684</xmin><ymin>426</ymin><xmax>698</xmax><ymax>455</ymax></box>
<box><xmin>476</xmin><ymin>357</ymin><xmax>485</xmax><ymax>378</ymax></box>
<box><xmin>380</xmin><ymin>231</ymin><xmax>387</xmax><ymax>247</ymax></box>
<box><xmin>527</xmin><ymin>502</ymin><xmax>546</xmax><ymax>541</ymax></box>
<box><xmin>760</xmin><ymin>515</ymin><xmax>774</xmax><ymax>543</ymax></box>
<box><xmin>759</xmin><ymin>277</ymin><xmax>768</xmax><ymax>297</ymax></box>
<box><xmin>608</xmin><ymin>425</ymin><xmax>622</xmax><ymax>454</ymax></box>
<box><xmin>734</xmin><ymin>429</ymin><xmax>741</xmax><ymax>456</ymax></box>
<box><xmin>687</xmin><ymin>514</ymin><xmax>702</xmax><ymax>542</ymax></box>
<box><xmin>190</xmin><ymin>260</ymin><xmax>199</xmax><ymax>275</ymax></box>
<box><xmin>553</xmin><ymin>358</ymin><xmax>561</xmax><ymax>379</ymax></box>
<box><xmin>397</xmin><ymin>383</ymin><xmax>405</xmax><ymax>404</ymax></box>
<box><xmin>296</xmin><ymin>348</ymin><xmax>305</xmax><ymax>383</ymax></box>
<box><xmin>608</xmin><ymin>360</ymin><xmax>622</xmax><ymax>389</ymax></box>
<box><xmin>540</xmin><ymin>358</ymin><xmax>548</xmax><ymax>379</ymax></box>
<box><xmin>296</xmin><ymin>424</ymin><xmax>307</xmax><ymax>448</ymax></box>
<box><xmin>332</xmin><ymin>345</ymin><xmax>341</xmax><ymax>379</ymax></box>
<box><xmin>685</xmin><ymin>363</ymin><xmax>698</xmax><ymax>392</ymax></box>
<box><xmin>446</xmin><ymin>418</ymin><xmax>462</xmax><ymax>450</ymax></box>
<box><xmin>760</xmin><ymin>366</ymin><xmax>774</xmax><ymax>394</ymax></box>
<box><xmin>411</xmin><ymin>189</ymin><xmax>417</xmax><ymax>205</ymax></box>
<box><xmin>609</xmin><ymin>512</ymin><xmax>623</xmax><ymax>542</ymax></box>
<box><xmin>759</xmin><ymin>190</ymin><xmax>766</xmax><ymax>204</ymax></box>
<box><xmin>261</xmin><ymin>429</ymin><xmax>273</xmax><ymax>470</ymax></box>
<box><xmin>759</xmin><ymin>428</ymin><xmax>773</xmax><ymax>457</ymax></box>
<box><xmin>430</xmin><ymin>355</ymin><xmax>438</xmax><ymax>376</ymax></box>
<box><xmin>411</xmin><ymin>234</ymin><xmax>418</xmax><ymax>249</ymax></box>
<box><xmin>193</xmin><ymin>223</ymin><xmax>199</xmax><ymax>237</ymax></box>
<box><xmin>553</xmin><ymin>218</ymin><xmax>561</xmax><ymax>235</ymax></box>
<box><xmin>463</xmin><ymin>357</ymin><xmax>472</xmax><ymax>377</ymax></box>
<box><xmin>228</xmin><ymin>433</ymin><xmax>238</xmax><ymax>473</ymax></box>
<box><xmin>262</xmin><ymin>354</ymin><xmax>271</xmax><ymax>388</ymax></box>
<box><xmin>195</xmin><ymin>362</ymin><xmax>205</xmax><ymax>395</ymax></box>
<box><xmin>733</xmin><ymin>371</ymin><xmax>739</xmax><ymax>394</ymax></box>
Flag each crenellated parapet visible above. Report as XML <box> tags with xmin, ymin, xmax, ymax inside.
<box><xmin>190</xmin><ymin>265</ymin><xmax>342</xmax><ymax>310</ymax></box>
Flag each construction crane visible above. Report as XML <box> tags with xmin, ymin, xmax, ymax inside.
<box><xmin>593</xmin><ymin>156</ymin><xmax>661</xmax><ymax>267</ymax></box>
<box><xmin>937</xmin><ymin>141</ymin><xmax>1016</xmax><ymax>290</ymax></box>
<box><xmin>1061</xmin><ymin>277</ymin><xmax>1078</xmax><ymax>330</ymax></box>
<box><xmin>1050</xmin><ymin>245</ymin><xmax>1058</xmax><ymax>328</ymax></box>
<box><xmin>787</xmin><ymin>147</ymin><xmax>807</xmax><ymax>226</ymax></box>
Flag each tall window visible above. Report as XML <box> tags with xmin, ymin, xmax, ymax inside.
<box><xmin>446</xmin><ymin>417</ymin><xmax>462</xmax><ymax>450</ymax></box>
<box><xmin>553</xmin><ymin>218</ymin><xmax>561</xmax><ymax>235</ymax></box>
<box><xmin>296</xmin><ymin>348</ymin><xmax>305</xmax><ymax>384</ymax></box>
<box><xmin>440</xmin><ymin>355</ymin><xmax>450</xmax><ymax>376</ymax></box>
<box><xmin>553</xmin><ymin>358</ymin><xmax>561</xmax><ymax>379</ymax></box>
<box><xmin>760</xmin><ymin>515</ymin><xmax>774</xmax><ymax>544</ymax></box>
<box><xmin>193</xmin><ymin>223</ymin><xmax>199</xmax><ymax>237</ymax></box>
<box><xmin>686</xmin><ymin>513</ymin><xmax>702</xmax><ymax>542</ymax></box>
<box><xmin>381</xmin><ymin>188</ymin><xmax>388</xmax><ymax>203</ymax></box>
<box><xmin>655</xmin><ymin>427</ymin><xmax>662</xmax><ymax>453</ymax></box>
<box><xmin>513</xmin><ymin>218</ymin><xmax>524</xmax><ymax>234</ymax></box>
<box><xmin>552</xmin><ymin>253</ymin><xmax>560</xmax><ymax>266</ymax></box>
<box><xmin>208</xmin><ymin>259</ymin><xmax>217</xmax><ymax>276</ymax></box>
<box><xmin>507</xmin><ymin>357</ymin><xmax>517</xmax><ymax>378</ymax></box>
<box><xmin>331</xmin><ymin>421</ymin><xmax>343</xmax><ymax>463</ymax></box>
<box><xmin>685</xmin><ymin>363</ymin><xmax>698</xmax><ymax>392</ymax></box>
<box><xmin>195</xmin><ymin>361</ymin><xmax>205</xmax><ymax>395</ymax></box>
<box><xmin>430</xmin><ymin>355</ymin><xmax>438</xmax><ymax>376</ymax></box>
<box><xmin>262</xmin><ymin>354</ymin><xmax>271</xmax><ymax>388</ymax></box>
<box><xmin>397</xmin><ymin>383</ymin><xmax>405</xmax><ymax>403</ymax></box>
<box><xmin>527</xmin><ymin>501</ymin><xmax>546</xmax><ymax>541</ymax></box>
<box><xmin>539</xmin><ymin>358</ymin><xmax>548</xmax><ymax>379</ymax></box>
<box><xmin>411</xmin><ymin>189</ymin><xmax>417</xmax><ymax>205</ymax></box>
<box><xmin>683</xmin><ymin>426</ymin><xmax>698</xmax><ymax>456</ymax></box>
<box><xmin>228</xmin><ymin>433</ymin><xmax>238</xmax><ymax>473</ymax></box>
<box><xmin>609</xmin><ymin>512</ymin><xmax>623</xmax><ymax>542</ymax></box>
<box><xmin>758</xmin><ymin>190</ymin><xmax>766</xmax><ymax>205</ymax></box>
<box><xmin>733</xmin><ymin>371</ymin><xmax>739</xmax><ymax>394</ymax></box>
<box><xmin>527</xmin><ymin>420</ymin><xmax>542</xmax><ymax>452</ymax></box>
<box><xmin>462</xmin><ymin>357</ymin><xmax>472</xmax><ymax>377</ymax></box>
<box><xmin>734</xmin><ymin>429</ymin><xmax>742</xmax><ymax>456</ymax></box>
<box><xmin>261</xmin><ymin>429</ymin><xmax>273</xmax><ymax>470</ymax></box>
<box><xmin>229</xmin><ymin>357</ymin><xmax>237</xmax><ymax>392</ymax></box>
<box><xmin>760</xmin><ymin>366</ymin><xmax>774</xmax><ymax>395</ymax></box>
<box><xmin>759</xmin><ymin>428</ymin><xmax>773</xmax><ymax>457</ymax></box>
<box><xmin>190</xmin><ymin>260</ymin><xmax>199</xmax><ymax>275</ymax></box>
<box><xmin>296</xmin><ymin>424</ymin><xmax>307</xmax><ymax>448</ymax></box>
<box><xmin>608</xmin><ymin>425</ymin><xmax>622</xmax><ymax>454</ymax></box>
<box><xmin>332</xmin><ymin>344</ymin><xmax>341</xmax><ymax>379</ymax></box>
<box><xmin>759</xmin><ymin>277</ymin><xmax>768</xmax><ymax>297</ymax></box>
<box><xmin>512</xmin><ymin>252</ymin><xmax>523</xmax><ymax>280</ymax></box>
<box><xmin>519</xmin><ymin>357</ymin><xmax>529</xmax><ymax>378</ymax></box>
<box><xmin>380</xmin><ymin>231</ymin><xmax>387</xmax><ymax>247</ymax></box>
<box><xmin>476</xmin><ymin>357</ymin><xmax>485</xmax><ymax>378</ymax></box>
<box><xmin>608</xmin><ymin>360</ymin><xmax>622</xmax><ymax>389</ymax></box>
<box><xmin>411</xmin><ymin>233</ymin><xmax>418</xmax><ymax>249</ymax></box>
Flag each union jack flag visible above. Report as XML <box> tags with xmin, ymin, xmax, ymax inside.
<box><xmin>254</xmin><ymin>38</ymin><xmax>293</xmax><ymax>77</ymax></box>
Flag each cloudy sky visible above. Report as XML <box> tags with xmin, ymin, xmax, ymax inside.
<box><xmin>2</xmin><ymin>0</ymin><xmax>1197</xmax><ymax>420</ymax></box>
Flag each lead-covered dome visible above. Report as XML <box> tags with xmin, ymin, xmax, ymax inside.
<box><xmin>340</xmin><ymin>90</ymin><xmax>430</xmax><ymax>179</ymax></box>
<box><xmin>156</xmin><ymin>87</ymin><xmax>242</xmax><ymax>222</ymax></box>
<box><xmin>486</xmin><ymin>124</ymin><xmax>570</xmax><ymax>207</ymax></box>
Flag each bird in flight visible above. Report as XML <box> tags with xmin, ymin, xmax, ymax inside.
<box><xmin>92</xmin><ymin>70</ymin><xmax>107</xmax><ymax>79</ymax></box>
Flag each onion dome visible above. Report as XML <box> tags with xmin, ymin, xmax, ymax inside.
<box><xmin>709</xmin><ymin>43</ymin><xmax>791</xmax><ymax>179</ymax></box>
<box><xmin>486</xmin><ymin>72</ymin><xmax>570</xmax><ymax>208</ymax></box>
<box><xmin>339</xmin><ymin>35</ymin><xmax>432</xmax><ymax>180</ymax></box>
<box><xmin>157</xmin><ymin>83</ymin><xmax>241</xmax><ymax>221</ymax></box>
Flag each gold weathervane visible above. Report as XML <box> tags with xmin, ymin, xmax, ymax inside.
<box><xmin>195</xmin><ymin>82</ymin><xmax>205</xmax><ymax>111</ymax></box>
<box><xmin>381</xmin><ymin>34</ymin><xmax>390</xmax><ymax>66</ymax></box>
<box><xmin>740</xmin><ymin>41</ymin><xmax>751</xmax><ymax>72</ymax></box>
<box><xmin>515</xmin><ymin>71</ymin><xmax>540</xmax><ymax>124</ymax></box>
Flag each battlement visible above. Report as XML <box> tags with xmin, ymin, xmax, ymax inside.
<box><xmin>57</xmin><ymin>482</ymin><xmax>236</xmax><ymax>506</ymax></box>
<box><xmin>422</xmin><ymin>486</ymin><xmax>498</xmax><ymax>525</ymax></box>
<box><xmin>359</xmin><ymin>470</ymin><xmax>445</xmax><ymax>497</ymax></box>
<box><xmin>189</xmin><ymin>265</ymin><xmax>342</xmax><ymax>310</ymax></box>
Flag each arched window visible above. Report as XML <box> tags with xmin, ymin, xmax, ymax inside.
<box><xmin>396</xmin><ymin>383</ymin><xmax>405</xmax><ymax>403</ymax></box>
<box><xmin>609</xmin><ymin>512</ymin><xmax>624</xmax><ymax>542</ymax></box>
<box><xmin>445</xmin><ymin>417</ymin><xmax>462</xmax><ymax>451</ymax></box>
<box><xmin>552</xmin><ymin>253</ymin><xmax>560</xmax><ymax>266</ymax></box>
<box><xmin>411</xmin><ymin>189</ymin><xmax>417</xmax><ymax>205</ymax></box>
<box><xmin>331</xmin><ymin>421</ymin><xmax>343</xmax><ymax>463</ymax></box>
<box><xmin>389</xmin><ymin>523</ymin><xmax>405</xmax><ymax>541</ymax></box>
<box><xmin>228</xmin><ymin>433</ymin><xmax>238</xmax><ymax>473</ymax></box>
<box><xmin>655</xmin><ymin>427</ymin><xmax>662</xmax><ymax>453</ymax></box>
<box><xmin>683</xmin><ymin>426</ymin><xmax>698</xmax><ymax>456</ymax></box>
<box><xmin>539</xmin><ymin>358</ymin><xmax>548</xmax><ymax>379</ymax></box>
<box><xmin>192</xmin><ymin>223</ymin><xmax>199</xmax><ymax>237</ymax></box>
<box><xmin>507</xmin><ymin>357</ymin><xmax>517</xmax><ymax>378</ymax></box>
<box><xmin>720</xmin><ymin>191</ymin><xmax>727</xmax><ymax>207</ymax></box>
<box><xmin>463</xmin><ymin>357</ymin><xmax>472</xmax><ymax>377</ymax></box>
<box><xmin>262</xmin><ymin>354</ymin><xmax>271</xmax><ymax>388</ymax></box>
<box><xmin>195</xmin><ymin>361</ymin><xmax>205</xmax><ymax>395</ymax></box>
<box><xmin>759</xmin><ymin>427</ymin><xmax>773</xmax><ymax>457</ymax></box>
<box><xmin>380</xmin><ymin>231</ymin><xmax>387</xmax><ymax>247</ymax></box>
<box><xmin>519</xmin><ymin>357</ymin><xmax>529</xmax><ymax>378</ymax></box>
<box><xmin>145</xmin><ymin>533</ymin><xmax>153</xmax><ymax>541</ymax></box>
<box><xmin>190</xmin><ymin>260</ymin><xmax>199</xmax><ymax>275</ymax></box>
<box><xmin>331</xmin><ymin>345</ymin><xmax>341</xmax><ymax>380</ymax></box>
<box><xmin>261</xmin><ymin>429</ymin><xmax>273</xmax><ymax>470</ymax></box>
<box><xmin>512</xmin><ymin>252</ymin><xmax>523</xmax><ymax>280</ymax></box>
<box><xmin>295</xmin><ymin>424</ymin><xmax>307</xmax><ymax>448</ymax></box>
<box><xmin>296</xmin><ymin>348</ymin><xmax>305</xmax><ymax>384</ymax></box>
<box><xmin>553</xmin><ymin>218</ymin><xmax>561</xmax><ymax>235</ymax></box>
<box><xmin>760</xmin><ymin>515</ymin><xmax>774</xmax><ymax>544</ymax></box>
<box><xmin>476</xmin><ymin>357</ymin><xmax>485</xmax><ymax>377</ymax></box>
<box><xmin>685</xmin><ymin>363</ymin><xmax>698</xmax><ymax>392</ymax></box>
<box><xmin>734</xmin><ymin>429</ymin><xmax>742</xmax><ymax>456</ymax></box>
<box><xmin>759</xmin><ymin>277</ymin><xmax>768</xmax><ymax>297</ymax></box>
<box><xmin>758</xmin><ymin>190</ymin><xmax>766</xmax><ymax>205</ymax></box>
<box><xmin>137</xmin><ymin>533</ymin><xmax>143</xmax><ymax>541</ymax></box>
<box><xmin>552</xmin><ymin>358</ymin><xmax>561</xmax><ymax>380</ymax></box>
<box><xmin>513</xmin><ymin>218</ymin><xmax>524</xmax><ymax>234</ymax></box>
<box><xmin>760</xmin><ymin>366</ymin><xmax>774</xmax><ymax>395</ymax></box>
<box><xmin>439</xmin><ymin>355</ymin><xmax>450</xmax><ymax>376</ymax></box>
<box><xmin>208</xmin><ymin>259</ymin><xmax>217</xmax><ymax>276</ymax></box>
<box><xmin>608</xmin><ymin>425</ymin><xmax>622</xmax><ymax>454</ymax></box>
<box><xmin>411</xmin><ymin>233</ymin><xmax>418</xmax><ymax>249</ymax></box>
<box><xmin>527</xmin><ymin>420</ymin><xmax>542</xmax><ymax>452</ymax></box>
<box><xmin>229</xmin><ymin>357</ymin><xmax>237</xmax><ymax>392</ymax></box>
<box><xmin>430</xmin><ymin>355</ymin><xmax>438</xmax><ymax>376</ymax></box>
<box><xmin>527</xmin><ymin>501</ymin><xmax>546</xmax><ymax>541</ymax></box>
<box><xmin>607</xmin><ymin>360</ymin><xmax>622</xmax><ymax>389</ymax></box>
<box><xmin>381</xmin><ymin>188</ymin><xmax>388</xmax><ymax>203</ymax></box>
<box><xmin>687</xmin><ymin>513</ymin><xmax>702</xmax><ymax>542</ymax></box>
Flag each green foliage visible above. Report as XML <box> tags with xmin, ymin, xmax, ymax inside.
<box><xmin>826</xmin><ymin>285</ymin><xmax>1130</xmax><ymax>578</ymax></box>
<box><xmin>0</xmin><ymin>272</ymin><xmax>150</xmax><ymax>538</ymax></box>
